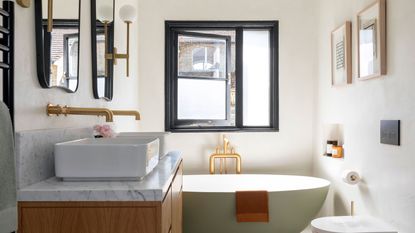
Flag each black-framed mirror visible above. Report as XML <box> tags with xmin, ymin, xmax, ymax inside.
<box><xmin>35</xmin><ymin>0</ymin><xmax>81</xmax><ymax>92</ymax></box>
<box><xmin>91</xmin><ymin>0</ymin><xmax>114</xmax><ymax>101</ymax></box>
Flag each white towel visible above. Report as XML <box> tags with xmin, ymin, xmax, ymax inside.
<box><xmin>0</xmin><ymin>102</ymin><xmax>16</xmax><ymax>233</ymax></box>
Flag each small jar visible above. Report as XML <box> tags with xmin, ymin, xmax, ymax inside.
<box><xmin>332</xmin><ymin>145</ymin><xmax>343</xmax><ymax>158</ymax></box>
<box><xmin>326</xmin><ymin>140</ymin><xmax>338</xmax><ymax>156</ymax></box>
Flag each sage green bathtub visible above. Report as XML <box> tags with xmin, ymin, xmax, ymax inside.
<box><xmin>183</xmin><ymin>175</ymin><xmax>329</xmax><ymax>233</ymax></box>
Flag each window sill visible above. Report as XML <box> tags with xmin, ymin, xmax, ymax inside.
<box><xmin>166</xmin><ymin>127</ymin><xmax>279</xmax><ymax>133</ymax></box>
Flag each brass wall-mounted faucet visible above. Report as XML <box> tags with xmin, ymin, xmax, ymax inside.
<box><xmin>47</xmin><ymin>104</ymin><xmax>142</xmax><ymax>122</ymax></box>
<box><xmin>111</xmin><ymin>110</ymin><xmax>141</xmax><ymax>120</ymax></box>
<box><xmin>47</xmin><ymin>104</ymin><xmax>114</xmax><ymax>122</ymax></box>
<box><xmin>209</xmin><ymin>136</ymin><xmax>242</xmax><ymax>174</ymax></box>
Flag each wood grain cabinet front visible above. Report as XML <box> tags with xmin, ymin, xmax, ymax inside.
<box><xmin>18</xmin><ymin>161</ymin><xmax>183</xmax><ymax>233</ymax></box>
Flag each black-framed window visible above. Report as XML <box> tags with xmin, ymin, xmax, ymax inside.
<box><xmin>165</xmin><ymin>21</ymin><xmax>279</xmax><ymax>132</ymax></box>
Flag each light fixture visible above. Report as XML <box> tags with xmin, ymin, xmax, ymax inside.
<box><xmin>100</xmin><ymin>4</ymin><xmax>136</xmax><ymax>77</ymax></box>
<box><xmin>16</xmin><ymin>0</ymin><xmax>31</xmax><ymax>8</ymax></box>
<box><xmin>97</xmin><ymin>5</ymin><xmax>113</xmax><ymax>23</ymax></box>
<box><xmin>97</xmin><ymin>4</ymin><xmax>114</xmax><ymax>77</ymax></box>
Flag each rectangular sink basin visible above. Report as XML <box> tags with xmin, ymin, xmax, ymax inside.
<box><xmin>55</xmin><ymin>138</ymin><xmax>159</xmax><ymax>181</ymax></box>
<box><xmin>117</xmin><ymin>132</ymin><xmax>170</xmax><ymax>159</ymax></box>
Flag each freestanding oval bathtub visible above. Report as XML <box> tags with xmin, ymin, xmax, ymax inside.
<box><xmin>183</xmin><ymin>175</ymin><xmax>330</xmax><ymax>233</ymax></box>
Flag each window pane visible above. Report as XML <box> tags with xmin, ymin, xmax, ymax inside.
<box><xmin>50</xmin><ymin>28</ymin><xmax>78</xmax><ymax>87</ymax></box>
<box><xmin>178</xmin><ymin>79</ymin><xmax>227</xmax><ymax>120</ymax></box>
<box><xmin>187</xmin><ymin>30</ymin><xmax>237</xmax><ymax>125</ymax></box>
<box><xmin>243</xmin><ymin>30</ymin><xmax>271</xmax><ymax>126</ymax></box>
<box><xmin>178</xmin><ymin>34</ymin><xmax>227</xmax><ymax>79</ymax></box>
<box><xmin>67</xmin><ymin>36</ymin><xmax>79</xmax><ymax>78</ymax></box>
<box><xmin>96</xmin><ymin>34</ymin><xmax>106</xmax><ymax>77</ymax></box>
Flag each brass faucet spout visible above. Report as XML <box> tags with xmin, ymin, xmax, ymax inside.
<box><xmin>111</xmin><ymin>110</ymin><xmax>141</xmax><ymax>120</ymax></box>
<box><xmin>47</xmin><ymin>104</ymin><xmax>114</xmax><ymax>122</ymax></box>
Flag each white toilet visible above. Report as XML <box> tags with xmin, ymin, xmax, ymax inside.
<box><xmin>311</xmin><ymin>216</ymin><xmax>397</xmax><ymax>233</ymax></box>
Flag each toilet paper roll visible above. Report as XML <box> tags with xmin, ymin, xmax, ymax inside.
<box><xmin>342</xmin><ymin>170</ymin><xmax>360</xmax><ymax>185</ymax></box>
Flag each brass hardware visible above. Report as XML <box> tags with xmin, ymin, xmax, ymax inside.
<box><xmin>111</xmin><ymin>110</ymin><xmax>141</xmax><ymax>120</ymax></box>
<box><xmin>104</xmin><ymin>22</ymin><xmax>131</xmax><ymax>77</ymax></box>
<box><xmin>351</xmin><ymin>201</ymin><xmax>355</xmax><ymax>216</ymax></box>
<box><xmin>209</xmin><ymin>136</ymin><xmax>242</xmax><ymax>174</ymax></box>
<box><xmin>47</xmin><ymin>104</ymin><xmax>114</xmax><ymax>122</ymax></box>
<box><xmin>17</xmin><ymin>0</ymin><xmax>31</xmax><ymax>8</ymax></box>
<box><xmin>47</xmin><ymin>0</ymin><xmax>53</xmax><ymax>32</ymax></box>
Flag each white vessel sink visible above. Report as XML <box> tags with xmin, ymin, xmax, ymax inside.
<box><xmin>55</xmin><ymin>138</ymin><xmax>159</xmax><ymax>181</ymax></box>
<box><xmin>311</xmin><ymin>216</ymin><xmax>397</xmax><ymax>233</ymax></box>
<box><xmin>117</xmin><ymin>132</ymin><xmax>170</xmax><ymax>159</ymax></box>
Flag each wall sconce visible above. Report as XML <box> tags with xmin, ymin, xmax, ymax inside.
<box><xmin>98</xmin><ymin>4</ymin><xmax>136</xmax><ymax>77</ymax></box>
<box><xmin>17</xmin><ymin>0</ymin><xmax>31</xmax><ymax>8</ymax></box>
<box><xmin>97</xmin><ymin>4</ymin><xmax>114</xmax><ymax>77</ymax></box>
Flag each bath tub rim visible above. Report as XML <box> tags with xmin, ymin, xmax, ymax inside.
<box><xmin>183</xmin><ymin>174</ymin><xmax>330</xmax><ymax>193</ymax></box>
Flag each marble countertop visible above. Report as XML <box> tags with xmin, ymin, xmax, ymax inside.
<box><xmin>17</xmin><ymin>151</ymin><xmax>182</xmax><ymax>202</ymax></box>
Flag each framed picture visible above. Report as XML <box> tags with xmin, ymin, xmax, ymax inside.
<box><xmin>357</xmin><ymin>0</ymin><xmax>387</xmax><ymax>80</ymax></box>
<box><xmin>331</xmin><ymin>22</ymin><xmax>352</xmax><ymax>86</ymax></box>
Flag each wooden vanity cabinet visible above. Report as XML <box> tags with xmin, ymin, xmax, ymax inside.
<box><xmin>171</xmin><ymin>163</ymin><xmax>183</xmax><ymax>233</ymax></box>
<box><xmin>18</xmin><ymin>162</ymin><xmax>183</xmax><ymax>233</ymax></box>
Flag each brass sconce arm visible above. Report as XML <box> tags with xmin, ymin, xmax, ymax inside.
<box><xmin>111</xmin><ymin>110</ymin><xmax>141</xmax><ymax>120</ymax></box>
<box><xmin>104</xmin><ymin>20</ymin><xmax>132</xmax><ymax>77</ymax></box>
<box><xmin>47</xmin><ymin>104</ymin><xmax>114</xmax><ymax>122</ymax></box>
<box><xmin>47</xmin><ymin>0</ymin><xmax>53</xmax><ymax>32</ymax></box>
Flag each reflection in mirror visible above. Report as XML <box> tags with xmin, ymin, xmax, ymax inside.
<box><xmin>91</xmin><ymin>0</ymin><xmax>114</xmax><ymax>100</ymax></box>
<box><xmin>35</xmin><ymin>0</ymin><xmax>81</xmax><ymax>92</ymax></box>
<box><xmin>357</xmin><ymin>0</ymin><xmax>386</xmax><ymax>79</ymax></box>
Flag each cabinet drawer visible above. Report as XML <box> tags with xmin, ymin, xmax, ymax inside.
<box><xmin>19</xmin><ymin>202</ymin><xmax>158</xmax><ymax>233</ymax></box>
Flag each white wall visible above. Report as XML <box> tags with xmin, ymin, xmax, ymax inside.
<box><xmin>13</xmin><ymin>0</ymin><xmax>140</xmax><ymax>132</ymax></box>
<box><xmin>313</xmin><ymin>0</ymin><xmax>415</xmax><ymax>232</ymax></box>
<box><xmin>12</xmin><ymin>0</ymin><xmax>415</xmax><ymax>230</ymax></box>
<box><xmin>137</xmin><ymin>0</ymin><xmax>318</xmax><ymax>175</ymax></box>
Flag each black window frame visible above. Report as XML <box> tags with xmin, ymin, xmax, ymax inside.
<box><xmin>165</xmin><ymin>21</ymin><xmax>279</xmax><ymax>133</ymax></box>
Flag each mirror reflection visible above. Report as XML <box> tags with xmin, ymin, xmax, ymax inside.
<box><xmin>92</xmin><ymin>0</ymin><xmax>115</xmax><ymax>100</ymax></box>
<box><xmin>35</xmin><ymin>0</ymin><xmax>81</xmax><ymax>92</ymax></box>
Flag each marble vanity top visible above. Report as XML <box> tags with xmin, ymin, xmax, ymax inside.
<box><xmin>17</xmin><ymin>151</ymin><xmax>182</xmax><ymax>202</ymax></box>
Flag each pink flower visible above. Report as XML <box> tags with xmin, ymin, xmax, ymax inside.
<box><xmin>102</xmin><ymin>125</ymin><xmax>111</xmax><ymax>131</ymax></box>
<box><xmin>93</xmin><ymin>124</ymin><xmax>115</xmax><ymax>138</ymax></box>
<box><xmin>93</xmin><ymin>125</ymin><xmax>102</xmax><ymax>131</ymax></box>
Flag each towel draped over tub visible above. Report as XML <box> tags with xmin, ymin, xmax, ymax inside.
<box><xmin>236</xmin><ymin>190</ymin><xmax>269</xmax><ymax>222</ymax></box>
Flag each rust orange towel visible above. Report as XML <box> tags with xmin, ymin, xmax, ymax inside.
<box><xmin>235</xmin><ymin>190</ymin><xmax>269</xmax><ymax>222</ymax></box>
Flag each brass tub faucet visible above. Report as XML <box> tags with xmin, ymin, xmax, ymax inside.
<box><xmin>209</xmin><ymin>136</ymin><xmax>242</xmax><ymax>174</ymax></box>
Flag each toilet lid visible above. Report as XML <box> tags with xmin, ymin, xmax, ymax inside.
<box><xmin>311</xmin><ymin>216</ymin><xmax>397</xmax><ymax>233</ymax></box>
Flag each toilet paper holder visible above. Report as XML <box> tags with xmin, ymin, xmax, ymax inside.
<box><xmin>342</xmin><ymin>170</ymin><xmax>361</xmax><ymax>185</ymax></box>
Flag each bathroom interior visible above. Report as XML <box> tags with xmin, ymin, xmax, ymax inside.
<box><xmin>0</xmin><ymin>0</ymin><xmax>413</xmax><ymax>232</ymax></box>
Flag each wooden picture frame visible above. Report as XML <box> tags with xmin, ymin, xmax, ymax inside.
<box><xmin>357</xmin><ymin>0</ymin><xmax>387</xmax><ymax>80</ymax></box>
<box><xmin>331</xmin><ymin>22</ymin><xmax>352</xmax><ymax>86</ymax></box>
